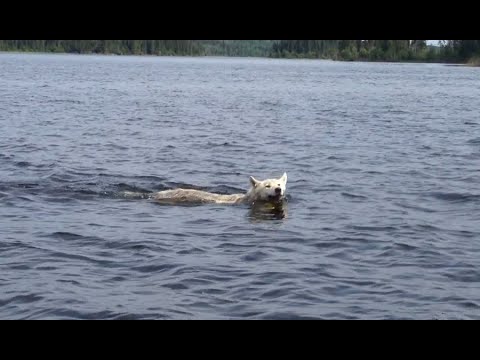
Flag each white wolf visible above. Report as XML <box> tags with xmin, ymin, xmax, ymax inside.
<box><xmin>152</xmin><ymin>173</ymin><xmax>288</xmax><ymax>204</ymax></box>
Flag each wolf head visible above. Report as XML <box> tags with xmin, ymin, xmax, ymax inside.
<box><xmin>247</xmin><ymin>172</ymin><xmax>287</xmax><ymax>202</ymax></box>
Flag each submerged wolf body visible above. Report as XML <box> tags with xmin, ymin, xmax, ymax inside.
<box><xmin>152</xmin><ymin>173</ymin><xmax>288</xmax><ymax>205</ymax></box>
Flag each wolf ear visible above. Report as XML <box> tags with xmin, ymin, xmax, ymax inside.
<box><xmin>249</xmin><ymin>176</ymin><xmax>259</xmax><ymax>187</ymax></box>
<box><xmin>280</xmin><ymin>172</ymin><xmax>287</xmax><ymax>183</ymax></box>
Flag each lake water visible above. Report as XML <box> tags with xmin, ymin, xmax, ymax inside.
<box><xmin>1</xmin><ymin>53</ymin><xmax>479</xmax><ymax>319</ymax></box>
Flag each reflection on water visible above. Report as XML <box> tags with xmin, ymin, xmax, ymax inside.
<box><xmin>147</xmin><ymin>189</ymin><xmax>289</xmax><ymax>220</ymax></box>
<box><xmin>248</xmin><ymin>200</ymin><xmax>288</xmax><ymax>221</ymax></box>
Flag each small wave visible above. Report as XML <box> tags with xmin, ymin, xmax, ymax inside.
<box><xmin>341</xmin><ymin>192</ymin><xmax>368</xmax><ymax>199</ymax></box>
<box><xmin>105</xmin><ymin>143</ymin><xmax>129</xmax><ymax>150</ymax></box>
<box><xmin>49</xmin><ymin>232</ymin><xmax>88</xmax><ymax>241</ymax></box>
<box><xmin>429</xmin><ymin>192</ymin><xmax>480</xmax><ymax>203</ymax></box>
<box><xmin>133</xmin><ymin>263</ymin><xmax>179</xmax><ymax>274</ymax></box>
<box><xmin>162</xmin><ymin>283</ymin><xmax>189</xmax><ymax>290</ymax></box>
<box><xmin>415</xmin><ymin>224</ymin><xmax>442</xmax><ymax>231</ymax></box>
<box><xmin>394</xmin><ymin>202</ymin><xmax>437</xmax><ymax>213</ymax></box>
<box><xmin>41</xmin><ymin>196</ymin><xmax>79</xmax><ymax>203</ymax></box>
<box><xmin>444</xmin><ymin>270</ymin><xmax>480</xmax><ymax>283</ymax></box>
<box><xmin>394</xmin><ymin>242</ymin><xmax>418</xmax><ymax>251</ymax></box>
<box><xmin>134</xmin><ymin>175</ymin><xmax>166</xmax><ymax>182</ymax></box>
<box><xmin>42</xmin><ymin>232</ymin><xmax>106</xmax><ymax>246</ymax></box>
<box><xmin>350</xmin><ymin>225</ymin><xmax>398</xmax><ymax>232</ymax></box>
<box><xmin>16</xmin><ymin>195</ymin><xmax>36</xmax><ymax>202</ymax></box>
<box><xmin>15</xmin><ymin>183</ymin><xmax>40</xmax><ymax>189</ymax></box>
<box><xmin>241</xmin><ymin>250</ymin><xmax>269</xmax><ymax>262</ymax></box>
<box><xmin>207</xmin><ymin>141</ymin><xmax>237</xmax><ymax>147</ymax></box>
<box><xmin>24</xmin><ymin>309</ymin><xmax>166</xmax><ymax>320</ymax></box>
<box><xmin>467</xmin><ymin>137</ymin><xmax>480</xmax><ymax>144</ymax></box>
<box><xmin>259</xmin><ymin>100</ymin><xmax>281</xmax><ymax>106</ymax></box>
<box><xmin>15</xmin><ymin>161</ymin><xmax>32</xmax><ymax>167</ymax></box>
<box><xmin>47</xmin><ymin>99</ymin><xmax>83</xmax><ymax>104</ymax></box>
<box><xmin>259</xmin><ymin>312</ymin><xmax>321</xmax><ymax>320</ymax></box>
<box><xmin>72</xmin><ymin>189</ymin><xmax>99</xmax><ymax>196</ymax></box>
<box><xmin>44</xmin><ymin>173</ymin><xmax>79</xmax><ymax>183</ymax></box>
<box><xmin>112</xmin><ymin>183</ymin><xmax>152</xmax><ymax>193</ymax></box>
<box><xmin>0</xmin><ymin>294</ymin><xmax>44</xmax><ymax>307</ymax></box>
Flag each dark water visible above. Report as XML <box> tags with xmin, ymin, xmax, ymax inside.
<box><xmin>1</xmin><ymin>53</ymin><xmax>479</xmax><ymax>319</ymax></box>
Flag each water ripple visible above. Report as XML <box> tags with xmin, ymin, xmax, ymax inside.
<box><xmin>1</xmin><ymin>54</ymin><xmax>479</xmax><ymax>319</ymax></box>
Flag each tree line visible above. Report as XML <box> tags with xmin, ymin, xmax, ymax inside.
<box><xmin>270</xmin><ymin>40</ymin><xmax>480</xmax><ymax>63</ymax></box>
<box><xmin>0</xmin><ymin>40</ymin><xmax>479</xmax><ymax>64</ymax></box>
<box><xmin>0</xmin><ymin>40</ymin><xmax>204</xmax><ymax>56</ymax></box>
<box><xmin>0</xmin><ymin>40</ymin><xmax>270</xmax><ymax>56</ymax></box>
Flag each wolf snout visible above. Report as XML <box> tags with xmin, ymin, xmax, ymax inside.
<box><xmin>275</xmin><ymin>187</ymin><xmax>282</xmax><ymax>194</ymax></box>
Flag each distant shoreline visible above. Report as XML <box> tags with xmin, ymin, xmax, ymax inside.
<box><xmin>466</xmin><ymin>57</ymin><xmax>480</xmax><ymax>66</ymax></box>
<box><xmin>0</xmin><ymin>49</ymin><xmax>477</xmax><ymax>66</ymax></box>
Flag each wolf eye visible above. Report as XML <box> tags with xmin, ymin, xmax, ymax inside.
<box><xmin>265</xmin><ymin>184</ymin><xmax>271</xmax><ymax>188</ymax></box>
